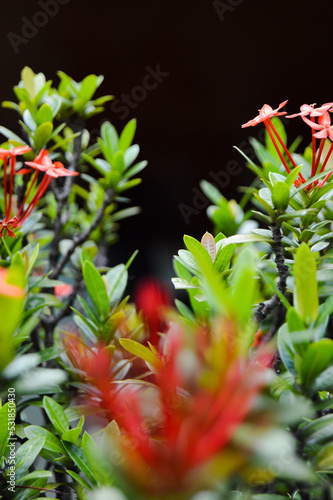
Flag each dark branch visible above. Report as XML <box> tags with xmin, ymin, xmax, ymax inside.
<box><xmin>50</xmin><ymin>188</ymin><xmax>114</xmax><ymax>280</ymax></box>
<box><xmin>255</xmin><ymin>221</ymin><xmax>289</xmax><ymax>323</ymax></box>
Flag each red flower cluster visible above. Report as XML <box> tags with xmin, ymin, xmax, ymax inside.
<box><xmin>135</xmin><ymin>279</ymin><xmax>171</xmax><ymax>347</ymax></box>
<box><xmin>242</xmin><ymin>101</ymin><xmax>333</xmax><ymax>189</ymax></box>
<box><xmin>63</xmin><ymin>334</ymin><xmax>116</xmax><ymax>417</ymax></box>
<box><xmin>110</xmin><ymin>322</ymin><xmax>270</xmax><ymax>494</ymax></box>
<box><xmin>0</xmin><ymin>147</ymin><xmax>78</xmax><ymax>238</ymax></box>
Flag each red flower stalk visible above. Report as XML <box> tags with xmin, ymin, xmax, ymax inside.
<box><xmin>110</xmin><ymin>322</ymin><xmax>270</xmax><ymax>495</ymax></box>
<box><xmin>135</xmin><ymin>279</ymin><xmax>172</xmax><ymax>347</ymax></box>
<box><xmin>0</xmin><ymin>148</ymin><xmax>79</xmax><ymax>238</ymax></box>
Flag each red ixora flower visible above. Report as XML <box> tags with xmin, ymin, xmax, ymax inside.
<box><xmin>25</xmin><ymin>149</ymin><xmax>79</xmax><ymax>178</ymax></box>
<box><xmin>0</xmin><ymin>148</ymin><xmax>79</xmax><ymax>238</ymax></box>
<box><xmin>242</xmin><ymin>100</ymin><xmax>288</xmax><ymax>128</ymax></box>
<box><xmin>242</xmin><ymin>101</ymin><xmax>306</xmax><ymax>184</ymax></box>
<box><xmin>242</xmin><ymin>100</ymin><xmax>333</xmax><ymax>189</ymax></box>
<box><xmin>286</xmin><ymin>103</ymin><xmax>332</xmax><ymax>119</ymax></box>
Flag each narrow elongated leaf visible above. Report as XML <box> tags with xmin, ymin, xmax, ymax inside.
<box><xmin>184</xmin><ymin>234</ymin><xmax>213</xmax><ymax>271</ymax></box>
<box><xmin>43</xmin><ymin>396</ymin><xmax>69</xmax><ymax>435</ymax></box>
<box><xmin>83</xmin><ymin>261</ymin><xmax>110</xmax><ymax>321</ymax></box>
<box><xmin>294</xmin><ymin>243</ymin><xmax>318</xmax><ymax>325</ymax></box>
<box><xmin>63</xmin><ymin>441</ymin><xmax>97</xmax><ymax>486</ymax></box>
<box><xmin>119</xmin><ymin>119</ymin><xmax>137</xmax><ymax>151</ymax></box>
<box><xmin>119</xmin><ymin>338</ymin><xmax>162</xmax><ymax>369</ymax></box>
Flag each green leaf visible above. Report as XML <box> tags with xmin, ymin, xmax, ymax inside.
<box><xmin>301</xmin><ymin>414</ymin><xmax>333</xmax><ymax>445</ymax></box>
<box><xmin>83</xmin><ymin>261</ymin><xmax>110</xmax><ymax>321</ymax></box>
<box><xmin>230</xmin><ymin>247</ymin><xmax>257</xmax><ymax>323</ymax></box>
<box><xmin>253</xmin><ymin>193</ymin><xmax>275</xmax><ymax>218</ymax></box>
<box><xmin>82</xmin><ymin>431</ymin><xmax>111</xmax><ymax>486</ymax></box>
<box><xmin>79</xmin><ymin>74</ymin><xmax>99</xmax><ymax>102</ymax></box>
<box><xmin>15</xmin><ymin>437</ymin><xmax>45</xmax><ymax>480</ymax></box>
<box><xmin>105</xmin><ymin>264</ymin><xmax>128</xmax><ymax>305</ymax></box>
<box><xmin>21</xmin><ymin>66</ymin><xmax>36</xmax><ymax>98</ymax></box>
<box><xmin>214</xmin><ymin>243</ymin><xmax>235</xmax><ymax>273</ymax></box>
<box><xmin>112</xmin><ymin>150</ymin><xmax>125</xmax><ymax>172</ymax></box>
<box><xmin>36</xmin><ymin>103</ymin><xmax>53</xmax><ymax>126</ymax></box>
<box><xmin>271</xmin><ymin>181</ymin><xmax>289</xmax><ymax>211</ymax></box>
<box><xmin>0</xmin><ymin>126</ymin><xmax>27</xmax><ymax>144</ymax></box>
<box><xmin>61</xmin><ymin>426</ymin><xmax>82</xmax><ymax>445</ymax></box>
<box><xmin>62</xmin><ymin>441</ymin><xmax>97</xmax><ymax>486</ymax></box>
<box><xmin>119</xmin><ymin>338</ymin><xmax>162</xmax><ymax>369</ymax></box>
<box><xmin>101</xmin><ymin>121</ymin><xmax>119</xmax><ymax>159</ymax></box>
<box><xmin>285</xmin><ymin>165</ymin><xmax>303</xmax><ymax>188</ymax></box>
<box><xmin>300</xmin><ymin>339</ymin><xmax>333</xmax><ymax>386</ymax></box>
<box><xmin>25</xmin><ymin>425</ymin><xmax>64</xmax><ymax>454</ymax></box>
<box><xmin>175</xmin><ymin>299</ymin><xmax>195</xmax><ymax>322</ymax></box>
<box><xmin>277</xmin><ymin>325</ymin><xmax>297</xmax><ymax>375</ymax></box>
<box><xmin>0</xmin><ymin>403</ymin><xmax>11</xmax><ymax>459</ymax></box>
<box><xmin>67</xmin><ymin>469</ymin><xmax>93</xmax><ymax>491</ymax></box>
<box><xmin>184</xmin><ymin>234</ymin><xmax>213</xmax><ymax>271</ymax></box>
<box><xmin>43</xmin><ymin>396</ymin><xmax>69</xmax><ymax>436</ymax></box>
<box><xmin>249</xmin><ymin>137</ymin><xmax>280</xmax><ymax>169</ymax></box>
<box><xmin>200</xmin><ymin>180</ymin><xmax>223</xmax><ymax>205</ymax></box>
<box><xmin>124</xmin><ymin>144</ymin><xmax>139</xmax><ymax>168</ymax></box>
<box><xmin>73</xmin><ymin>311</ymin><xmax>99</xmax><ymax>341</ymax></box>
<box><xmin>33</xmin><ymin>122</ymin><xmax>53</xmax><ymax>151</ymax></box>
<box><xmin>294</xmin><ymin>243</ymin><xmax>319</xmax><ymax>325</ymax></box>
<box><xmin>119</xmin><ymin>119</ymin><xmax>137</xmax><ymax>151</ymax></box>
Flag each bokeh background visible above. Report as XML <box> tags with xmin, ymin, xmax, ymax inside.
<box><xmin>1</xmin><ymin>0</ymin><xmax>332</xmax><ymax>292</ymax></box>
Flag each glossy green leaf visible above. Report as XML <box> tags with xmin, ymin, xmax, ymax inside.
<box><xmin>43</xmin><ymin>396</ymin><xmax>69</xmax><ymax>436</ymax></box>
<box><xmin>63</xmin><ymin>441</ymin><xmax>97</xmax><ymax>486</ymax></box>
<box><xmin>294</xmin><ymin>243</ymin><xmax>318</xmax><ymax>325</ymax></box>
<box><xmin>119</xmin><ymin>119</ymin><xmax>137</xmax><ymax>151</ymax></box>
<box><xmin>101</xmin><ymin>121</ymin><xmax>118</xmax><ymax>159</ymax></box>
<box><xmin>36</xmin><ymin>103</ymin><xmax>53</xmax><ymax>126</ymax></box>
<box><xmin>184</xmin><ymin>234</ymin><xmax>213</xmax><ymax>271</ymax></box>
<box><xmin>83</xmin><ymin>261</ymin><xmax>110</xmax><ymax>321</ymax></box>
<box><xmin>119</xmin><ymin>338</ymin><xmax>162</xmax><ymax>369</ymax></box>
<box><xmin>33</xmin><ymin>122</ymin><xmax>53</xmax><ymax>151</ymax></box>
<box><xmin>25</xmin><ymin>425</ymin><xmax>64</xmax><ymax>454</ymax></box>
<box><xmin>15</xmin><ymin>437</ymin><xmax>45</xmax><ymax>480</ymax></box>
<box><xmin>61</xmin><ymin>426</ymin><xmax>82</xmax><ymax>445</ymax></box>
<box><xmin>300</xmin><ymin>339</ymin><xmax>333</xmax><ymax>386</ymax></box>
<box><xmin>271</xmin><ymin>181</ymin><xmax>289</xmax><ymax>211</ymax></box>
<box><xmin>214</xmin><ymin>243</ymin><xmax>235</xmax><ymax>273</ymax></box>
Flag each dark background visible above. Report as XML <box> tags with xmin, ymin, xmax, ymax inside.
<box><xmin>1</xmin><ymin>0</ymin><xmax>332</xmax><ymax>292</ymax></box>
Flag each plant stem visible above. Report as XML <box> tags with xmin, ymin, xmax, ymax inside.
<box><xmin>50</xmin><ymin>188</ymin><xmax>114</xmax><ymax>280</ymax></box>
<box><xmin>255</xmin><ymin>221</ymin><xmax>289</xmax><ymax>323</ymax></box>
